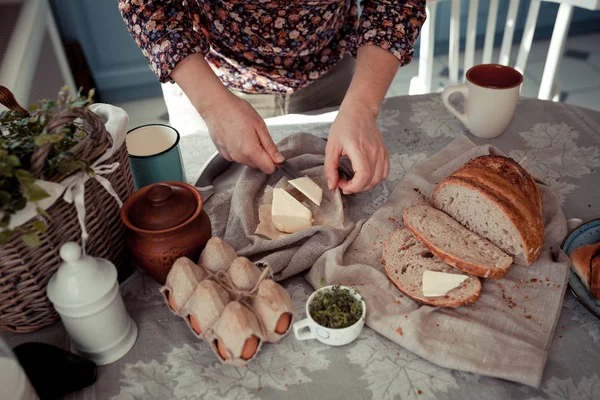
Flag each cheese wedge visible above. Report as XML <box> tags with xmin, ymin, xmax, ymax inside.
<box><xmin>422</xmin><ymin>270</ymin><xmax>469</xmax><ymax>297</ymax></box>
<box><xmin>288</xmin><ymin>177</ymin><xmax>323</xmax><ymax>206</ymax></box>
<box><xmin>271</xmin><ymin>188</ymin><xmax>312</xmax><ymax>233</ymax></box>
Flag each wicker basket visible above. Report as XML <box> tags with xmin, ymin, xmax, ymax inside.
<box><xmin>0</xmin><ymin>87</ymin><xmax>134</xmax><ymax>333</ymax></box>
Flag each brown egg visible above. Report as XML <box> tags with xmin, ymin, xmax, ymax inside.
<box><xmin>167</xmin><ymin>291</ymin><xmax>177</xmax><ymax>311</ymax></box>
<box><xmin>187</xmin><ymin>314</ymin><xmax>202</xmax><ymax>335</ymax></box>
<box><xmin>241</xmin><ymin>335</ymin><xmax>260</xmax><ymax>360</ymax></box>
<box><xmin>275</xmin><ymin>312</ymin><xmax>291</xmax><ymax>334</ymax></box>
<box><xmin>216</xmin><ymin>339</ymin><xmax>229</xmax><ymax>360</ymax></box>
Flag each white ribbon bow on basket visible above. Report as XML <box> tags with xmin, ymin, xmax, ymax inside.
<box><xmin>59</xmin><ymin>103</ymin><xmax>129</xmax><ymax>255</ymax></box>
<box><xmin>0</xmin><ymin>104</ymin><xmax>129</xmax><ymax>251</ymax></box>
<box><xmin>62</xmin><ymin>162</ymin><xmax>124</xmax><ymax>255</ymax></box>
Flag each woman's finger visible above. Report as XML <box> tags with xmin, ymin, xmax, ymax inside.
<box><xmin>324</xmin><ymin>141</ymin><xmax>342</xmax><ymax>190</ymax></box>
<box><xmin>247</xmin><ymin>139</ymin><xmax>277</xmax><ymax>174</ymax></box>
<box><xmin>256</xmin><ymin>123</ymin><xmax>285</xmax><ymax>163</ymax></box>
<box><xmin>383</xmin><ymin>149</ymin><xmax>390</xmax><ymax>181</ymax></box>
<box><xmin>337</xmin><ymin>147</ymin><xmax>372</xmax><ymax>194</ymax></box>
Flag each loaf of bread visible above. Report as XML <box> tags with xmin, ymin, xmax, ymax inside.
<box><xmin>432</xmin><ymin>155</ymin><xmax>544</xmax><ymax>266</ymax></box>
<box><xmin>569</xmin><ymin>241</ymin><xmax>600</xmax><ymax>300</ymax></box>
<box><xmin>382</xmin><ymin>228</ymin><xmax>481</xmax><ymax>307</ymax></box>
<box><xmin>403</xmin><ymin>204</ymin><xmax>513</xmax><ymax>279</ymax></box>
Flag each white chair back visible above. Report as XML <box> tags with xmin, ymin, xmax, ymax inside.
<box><xmin>410</xmin><ymin>0</ymin><xmax>542</xmax><ymax>94</ymax></box>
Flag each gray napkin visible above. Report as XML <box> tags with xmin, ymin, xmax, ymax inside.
<box><xmin>212</xmin><ymin>132</ymin><xmax>356</xmax><ymax>281</ymax></box>
<box><xmin>306</xmin><ymin>135</ymin><xmax>569</xmax><ymax>388</ymax></box>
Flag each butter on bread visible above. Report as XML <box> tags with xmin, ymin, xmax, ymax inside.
<box><xmin>569</xmin><ymin>241</ymin><xmax>600</xmax><ymax>300</ymax></box>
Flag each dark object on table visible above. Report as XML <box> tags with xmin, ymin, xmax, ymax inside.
<box><xmin>275</xmin><ymin>160</ymin><xmax>304</xmax><ymax>180</ymax></box>
<box><xmin>12</xmin><ymin>342</ymin><xmax>97</xmax><ymax>400</ymax></box>
<box><xmin>121</xmin><ymin>182</ymin><xmax>213</xmax><ymax>284</ymax></box>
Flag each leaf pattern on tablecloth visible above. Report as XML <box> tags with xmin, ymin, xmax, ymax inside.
<box><xmin>346</xmin><ymin>328</ymin><xmax>459</xmax><ymax>400</ymax></box>
<box><xmin>526</xmin><ymin>374</ymin><xmax>600</xmax><ymax>400</ymax></box>
<box><xmin>111</xmin><ymin>360</ymin><xmax>176</xmax><ymax>400</ymax></box>
<box><xmin>121</xmin><ymin>270</ymin><xmax>163</xmax><ymax>302</ymax></box>
<box><xmin>352</xmin><ymin>152</ymin><xmax>426</xmax><ymax>217</ymax></box>
<box><xmin>359</xmin><ymin>183</ymin><xmax>391</xmax><ymax>216</ymax></box>
<box><xmin>508</xmin><ymin>123</ymin><xmax>600</xmax><ymax>204</ymax></box>
<box><xmin>563</xmin><ymin>295</ymin><xmax>600</xmax><ymax>343</ymax></box>
<box><xmin>409</xmin><ymin>97</ymin><xmax>465</xmax><ymax>138</ymax></box>
<box><xmin>112</xmin><ymin>284</ymin><xmax>330</xmax><ymax>400</ymax></box>
<box><xmin>388</xmin><ymin>152</ymin><xmax>428</xmax><ymax>183</ymax></box>
<box><xmin>180</xmin><ymin>135</ymin><xmax>218</xmax><ymax>184</ymax></box>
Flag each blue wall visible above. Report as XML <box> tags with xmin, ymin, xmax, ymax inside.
<box><xmin>49</xmin><ymin>1</ymin><xmax>600</xmax><ymax>103</ymax></box>
<box><xmin>49</xmin><ymin>0</ymin><xmax>162</xmax><ymax>103</ymax></box>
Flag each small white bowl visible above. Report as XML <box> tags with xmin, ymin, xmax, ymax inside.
<box><xmin>293</xmin><ymin>285</ymin><xmax>366</xmax><ymax>346</ymax></box>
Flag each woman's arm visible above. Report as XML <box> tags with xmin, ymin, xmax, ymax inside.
<box><xmin>118</xmin><ymin>0</ymin><xmax>209</xmax><ymax>83</ymax></box>
<box><xmin>119</xmin><ymin>0</ymin><xmax>283</xmax><ymax>173</ymax></box>
<box><xmin>171</xmin><ymin>54</ymin><xmax>285</xmax><ymax>173</ymax></box>
<box><xmin>324</xmin><ymin>0</ymin><xmax>426</xmax><ymax>193</ymax></box>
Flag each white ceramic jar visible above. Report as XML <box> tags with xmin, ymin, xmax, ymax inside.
<box><xmin>47</xmin><ymin>242</ymin><xmax>138</xmax><ymax>366</ymax></box>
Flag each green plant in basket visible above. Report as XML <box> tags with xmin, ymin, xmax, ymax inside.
<box><xmin>0</xmin><ymin>86</ymin><xmax>96</xmax><ymax>246</ymax></box>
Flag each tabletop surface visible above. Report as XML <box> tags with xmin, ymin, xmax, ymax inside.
<box><xmin>3</xmin><ymin>94</ymin><xmax>600</xmax><ymax>400</ymax></box>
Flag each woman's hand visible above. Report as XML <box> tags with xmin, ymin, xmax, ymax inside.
<box><xmin>323</xmin><ymin>45</ymin><xmax>401</xmax><ymax>194</ymax></box>
<box><xmin>171</xmin><ymin>53</ymin><xmax>284</xmax><ymax>174</ymax></box>
<box><xmin>203</xmin><ymin>91</ymin><xmax>284</xmax><ymax>174</ymax></box>
<box><xmin>324</xmin><ymin>101</ymin><xmax>389</xmax><ymax>194</ymax></box>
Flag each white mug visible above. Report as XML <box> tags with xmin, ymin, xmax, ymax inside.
<box><xmin>293</xmin><ymin>285</ymin><xmax>366</xmax><ymax>346</ymax></box>
<box><xmin>442</xmin><ymin>64</ymin><xmax>523</xmax><ymax>139</ymax></box>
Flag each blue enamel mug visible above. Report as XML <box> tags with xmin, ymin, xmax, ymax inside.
<box><xmin>126</xmin><ymin>124</ymin><xmax>186</xmax><ymax>190</ymax></box>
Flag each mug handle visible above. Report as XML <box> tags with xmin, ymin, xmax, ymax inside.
<box><xmin>442</xmin><ymin>84</ymin><xmax>469</xmax><ymax>125</ymax></box>
<box><xmin>293</xmin><ymin>318</ymin><xmax>316</xmax><ymax>341</ymax></box>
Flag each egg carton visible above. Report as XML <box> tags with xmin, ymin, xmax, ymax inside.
<box><xmin>159</xmin><ymin>237</ymin><xmax>296</xmax><ymax>367</ymax></box>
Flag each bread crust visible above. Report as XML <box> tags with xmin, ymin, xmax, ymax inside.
<box><xmin>591</xmin><ymin>249</ymin><xmax>600</xmax><ymax>300</ymax></box>
<box><xmin>432</xmin><ymin>155</ymin><xmax>544</xmax><ymax>266</ymax></box>
<box><xmin>382</xmin><ymin>229</ymin><xmax>481</xmax><ymax>307</ymax></box>
<box><xmin>402</xmin><ymin>207</ymin><xmax>512</xmax><ymax>280</ymax></box>
<box><xmin>570</xmin><ymin>241</ymin><xmax>600</xmax><ymax>300</ymax></box>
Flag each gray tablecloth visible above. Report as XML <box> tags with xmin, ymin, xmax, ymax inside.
<box><xmin>3</xmin><ymin>94</ymin><xmax>600</xmax><ymax>400</ymax></box>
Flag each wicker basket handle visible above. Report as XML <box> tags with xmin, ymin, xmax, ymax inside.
<box><xmin>0</xmin><ymin>85</ymin><xmax>29</xmax><ymax>114</ymax></box>
<box><xmin>29</xmin><ymin>108</ymin><xmax>113</xmax><ymax>179</ymax></box>
<box><xmin>1</xmin><ymin>85</ymin><xmax>113</xmax><ymax>179</ymax></box>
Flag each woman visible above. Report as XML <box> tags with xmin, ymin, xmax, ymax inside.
<box><xmin>119</xmin><ymin>0</ymin><xmax>426</xmax><ymax>194</ymax></box>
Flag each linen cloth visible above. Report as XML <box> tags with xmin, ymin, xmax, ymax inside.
<box><xmin>216</xmin><ymin>133</ymin><xmax>357</xmax><ymax>281</ymax></box>
<box><xmin>210</xmin><ymin>130</ymin><xmax>569</xmax><ymax>387</ymax></box>
<box><xmin>305</xmin><ymin>135</ymin><xmax>570</xmax><ymax>388</ymax></box>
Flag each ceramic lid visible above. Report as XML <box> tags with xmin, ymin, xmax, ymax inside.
<box><xmin>47</xmin><ymin>242</ymin><xmax>117</xmax><ymax>308</ymax></box>
<box><xmin>128</xmin><ymin>183</ymin><xmax>197</xmax><ymax>230</ymax></box>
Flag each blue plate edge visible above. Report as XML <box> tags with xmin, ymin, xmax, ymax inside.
<box><xmin>560</xmin><ymin>218</ymin><xmax>600</xmax><ymax>320</ymax></box>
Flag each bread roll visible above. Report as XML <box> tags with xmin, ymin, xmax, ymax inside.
<box><xmin>569</xmin><ymin>241</ymin><xmax>600</xmax><ymax>300</ymax></box>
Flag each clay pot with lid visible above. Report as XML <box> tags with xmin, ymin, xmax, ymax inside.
<box><xmin>120</xmin><ymin>182</ymin><xmax>212</xmax><ymax>284</ymax></box>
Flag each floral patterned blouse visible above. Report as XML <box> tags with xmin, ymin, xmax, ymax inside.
<box><xmin>118</xmin><ymin>0</ymin><xmax>426</xmax><ymax>94</ymax></box>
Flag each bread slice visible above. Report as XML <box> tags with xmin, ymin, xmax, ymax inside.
<box><xmin>382</xmin><ymin>228</ymin><xmax>482</xmax><ymax>307</ymax></box>
<box><xmin>403</xmin><ymin>204</ymin><xmax>513</xmax><ymax>279</ymax></box>
<box><xmin>569</xmin><ymin>241</ymin><xmax>600</xmax><ymax>300</ymax></box>
<box><xmin>432</xmin><ymin>155</ymin><xmax>544</xmax><ymax>266</ymax></box>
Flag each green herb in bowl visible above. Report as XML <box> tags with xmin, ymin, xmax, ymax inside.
<box><xmin>308</xmin><ymin>285</ymin><xmax>363</xmax><ymax>329</ymax></box>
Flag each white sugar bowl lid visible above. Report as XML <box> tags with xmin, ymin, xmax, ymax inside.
<box><xmin>47</xmin><ymin>242</ymin><xmax>117</xmax><ymax>308</ymax></box>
